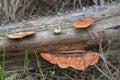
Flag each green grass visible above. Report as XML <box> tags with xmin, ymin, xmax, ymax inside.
<box><xmin>24</xmin><ymin>50</ymin><xmax>29</xmax><ymax>79</ymax></box>
<box><xmin>0</xmin><ymin>65</ymin><xmax>6</xmax><ymax>80</ymax></box>
<box><xmin>0</xmin><ymin>45</ymin><xmax>6</xmax><ymax>80</ymax></box>
<box><xmin>34</xmin><ymin>50</ymin><xmax>45</xmax><ymax>80</ymax></box>
<box><xmin>95</xmin><ymin>65</ymin><xmax>111</xmax><ymax>80</ymax></box>
<box><xmin>2</xmin><ymin>45</ymin><xmax>6</xmax><ymax>69</ymax></box>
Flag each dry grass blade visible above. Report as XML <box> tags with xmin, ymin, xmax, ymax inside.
<box><xmin>0</xmin><ymin>0</ymin><xmax>119</xmax><ymax>20</ymax></box>
<box><xmin>60</xmin><ymin>71</ymin><xmax>74</xmax><ymax>80</ymax></box>
<box><xmin>19</xmin><ymin>0</ymin><xmax>34</xmax><ymax>16</ymax></box>
<box><xmin>3</xmin><ymin>0</ymin><xmax>9</xmax><ymax>19</ymax></box>
<box><xmin>92</xmin><ymin>0</ymin><xmax>98</xmax><ymax>5</ymax></box>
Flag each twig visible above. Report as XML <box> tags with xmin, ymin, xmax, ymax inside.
<box><xmin>6</xmin><ymin>67</ymin><xmax>34</xmax><ymax>74</ymax></box>
<box><xmin>52</xmin><ymin>50</ymin><xmax>86</xmax><ymax>54</ymax></box>
<box><xmin>60</xmin><ymin>71</ymin><xmax>75</xmax><ymax>80</ymax></box>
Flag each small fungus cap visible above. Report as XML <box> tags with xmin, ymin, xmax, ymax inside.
<box><xmin>73</xmin><ymin>18</ymin><xmax>94</xmax><ymax>28</ymax></box>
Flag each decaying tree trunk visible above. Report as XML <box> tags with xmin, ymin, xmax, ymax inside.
<box><xmin>0</xmin><ymin>4</ymin><xmax>120</xmax><ymax>67</ymax></box>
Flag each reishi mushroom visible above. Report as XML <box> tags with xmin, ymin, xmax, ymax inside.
<box><xmin>40</xmin><ymin>51</ymin><xmax>99</xmax><ymax>70</ymax></box>
<box><xmin>73</xmin><ymin>17</ymin><xmax>94</xmax><ymax>28</ymax></box>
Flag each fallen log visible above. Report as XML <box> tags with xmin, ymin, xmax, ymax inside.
<box><xmin>0</xmin><ymin>4</ymin><xmax>120</xmax><ymax>67</ymax></box>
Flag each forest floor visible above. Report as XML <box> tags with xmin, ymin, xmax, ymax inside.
<box><xmin>0</xmin><ymin>0</ymin><xmax>120</xmax><ymax>80</ymax></box>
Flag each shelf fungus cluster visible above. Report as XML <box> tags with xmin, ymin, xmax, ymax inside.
<box><xmin>40</xmin><ymin>51</ymin><xmax>99</xmax><ymax>70</ymax></box>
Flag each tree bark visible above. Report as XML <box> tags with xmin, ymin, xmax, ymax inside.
<box><xmin>0</xmin><ymin>4</ymin><xmax>120</xmax><ymax>67</ymax></box>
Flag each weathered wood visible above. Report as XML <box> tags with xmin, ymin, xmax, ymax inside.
<box><xmin>0</xmin><ymin>4</ymin><xmax>120</xmax><ymax>67</ymax></box>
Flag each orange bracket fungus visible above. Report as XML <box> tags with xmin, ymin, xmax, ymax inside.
<box><xmin>73</xmin><ymin>17</ymin><xmax>94</xmax><ymax>28</ymax></box>
<box><xmin>7</xmin><ymin>31</ymin><xmax>36</xmax><ymax>39</ymax></box>
<box><xmin>40</xmin><ymin>53</ymin><xmax>57</xmax><ymax>64</ymax></box>
<box><xmin>40</xmin><ymin>51</ymin><xmax>99</xmax><ymax>70</ymax></box>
